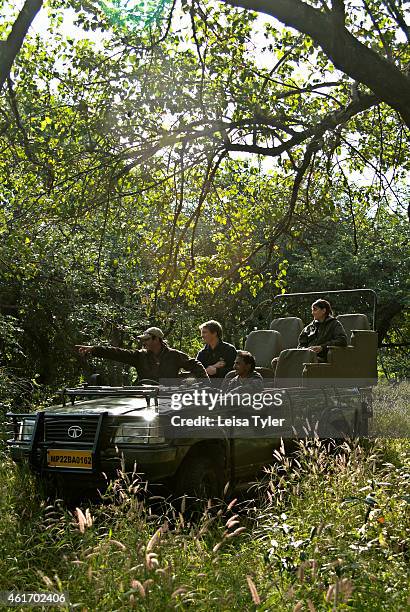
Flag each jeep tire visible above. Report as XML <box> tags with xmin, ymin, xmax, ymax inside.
<box><xmin>175</xmin><ymin>453</ymin><xmax>224</xmax><ymax>500</ymax></box>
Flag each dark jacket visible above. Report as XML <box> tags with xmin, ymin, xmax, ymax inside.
<box><xmin>197</xmin><ymin>340</ymin><xmax>237</xmax><ymax>379</ymax></box>
<box><xmin>298</xmin><ymin>316</ymin><xmax>347</xmax><ymax>360</ymax></box>
<box><xmin>91</xmin><ymin>344</ymin><xmax>208</xmax><ymax>382</ymax></box>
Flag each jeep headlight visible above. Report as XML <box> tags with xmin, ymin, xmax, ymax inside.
<box><xmin>9</xmin><ymin>416</ymin><xmax>36</xmax><ymax>443</ymax></box>
<box><xmin>114</xmin><ymin>409</ymin><xmax>165</xmax><ymax>445</ymax></box>
<box><xmin>20</xmin><ymin>417</ymin><xmax>36</xmax><ymax>442</ymax></box>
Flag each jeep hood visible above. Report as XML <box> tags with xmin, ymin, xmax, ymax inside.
<box><xmin>44</xmin><ymin>396</ymin><xmax>153</xmax><ymax>416</ymax></box>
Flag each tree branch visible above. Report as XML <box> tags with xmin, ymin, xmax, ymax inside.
<box><xmin>223</xmin><ymin>0</ymin><xmax>410</xmax><ymax>127</ymax></box>
<box><xmin>225</xmin><ymin>93</ymin><xmax>378</xmax><ymax>158</ymax></box>
<box><xmin>361</xmin><ymin>0</ymin><xmax>393</xmax><ymax>61</ymax></box>
<box><xmin>382</xmin><ymin>0</ymin><xmax>410</xmax><ymax>43</ymax></box>
<box><xmin>0</xmin><ymin>0</ymin><xmax>43</xmax><ymax>92</ymax></box>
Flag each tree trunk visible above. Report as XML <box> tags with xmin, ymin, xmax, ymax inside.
<box><xmin>0</xmin><ymin>0</ymin><xmax>43</xmax><ymax>92</ymax></box>
<box><xmin>376</xmin><ymin>300</ymin><xmax>404</xmax><ymax>346</ymax></box>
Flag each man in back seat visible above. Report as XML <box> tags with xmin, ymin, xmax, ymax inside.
<box><xmin>298</xmin><ymin>299</ymin><xmax>347</xmax><ymax>361</ymax></box>
<box><xmin>222</xmin><ymin>351</ymin><xmax>264</xmax><ymax>393</ymax></box>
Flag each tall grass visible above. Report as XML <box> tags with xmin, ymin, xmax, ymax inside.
<box><xmin>0</xmin><ymin>382</ymin><xmax>409</xmax><ymax>610</ymax></box>
<box><xmin>372</xmin><ymin>380</ymin><xmax>410</xmax><ymax>438</ymax></box>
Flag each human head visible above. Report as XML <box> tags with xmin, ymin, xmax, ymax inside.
<box><xmin>311</xmin><ymin>299</ymin><xmax>332</xmax><ymax>322</ymax></box>
<box><xmin>137</xmin><ymin>327</ymin><xmax>165</xmax><ymax>352</ymax></box>
<box><xmin>234</xmin><ymin>350</ymin><xmax>256</xmax><ymax>376</ymax></box>
<box><xmin>199</xmin><ymin>320</ymin><xmax>223</xmax><ymax>345</ymax></box>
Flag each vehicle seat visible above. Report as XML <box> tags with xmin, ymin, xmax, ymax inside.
<box><xmin>255</xmin><ymin>367</ymin><xmax>275</xmax><ymax>380</ymax></box>
<box><xmin>269</xmin><ymin>317</ymin><xmax>304</xmax><ymax>350</ymax></box>
<box><xmin>303</xmin><ymin>329</ymin><xmax>378</xmax><ymax>386</ymax></box>
<box><xmin>274</xmin><ymin>348</ymin><xmax>318</xmax><ymax>388</ymax></box>
<box><xmin>336</xmin><ymin>313</ymin><xmax>370</xmax><ymax>343</ymax></box>
<box><xmin>244</xmin><ymin>330</ymin><xmax>283</xmax><ymax>369</ymax></box>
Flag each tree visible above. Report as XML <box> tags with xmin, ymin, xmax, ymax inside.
<box><xmin>224</xmin><ymin>0</ymin><xmax>410</xmax><ymax>128</ymax></box>
<box><xmin>285</xmin><ymin>209</ymin><xmax>409</xmax><ymax>341</ymax></box>
<box><xmin>0</xmin><ymin>0</ymin><xmax>408</xmax><ymax>387</ymax></box>
<box><xmin>0</xmin><ymin>0</ymin><xmax>43</xmax><ymax>91</ymax></box>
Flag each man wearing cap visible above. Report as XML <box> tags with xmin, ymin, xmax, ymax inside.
<box><xmin>75</xmin><ymin>327</ymin><xmax>208</xmax><ymax>382</ymax></box>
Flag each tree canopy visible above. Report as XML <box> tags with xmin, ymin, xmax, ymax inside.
<box><xmin>0</xmin><ymin>0</ymin><xmax>408</xmax><ymax>390</ymax></box>
<box><xmin>225</xmin><ymin>0</ymin><xmax>410</xmax><ymax>128</ymax></box>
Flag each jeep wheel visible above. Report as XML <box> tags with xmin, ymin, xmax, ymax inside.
<box><xmin>175</xmin><ymin>454</ymin><xmax>223</xmax><ymax>500</ymax></box>
<box><xmin>358</xmin><ymin>412</ymin><xmax>369</xmax><ymax>436</ymax></box>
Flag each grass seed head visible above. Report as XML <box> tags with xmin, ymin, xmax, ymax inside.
<box><xmin>85</xmin><ymin>508</ymin><xmax>93</xmax><ymax>527</ymax></box>
<box><xmin>75</xmin><ymin>508</ymin><xmax>86</xmax><ymax>533</ymax></box>
<box><xmin>326</xmin><ymin>584</ymin><xmax>335</xmax><ymax>602</ymax></box>
<box><xmin>171</xmin><ymin>586</ymin><xmax>189</xmax><ymax>598</ymax></box>
<box><xmin>226</xmin><ymin>526</ymin><xmax>246</xmax><ymax>538</ymax></box>
<box><xmin>212</xmin><ymin>541</ymin><xmax>223</xmax><ymax>553</ymax></box>
<box><xmin>39</xmin><ymin>573</ymin><xmax>53</xmax><ymax>589</ymax></box>
<box><xmin>130</xmin><ymin>579</ymin><xmax>145</xmax><ymax>598</ymax></box>
<box><xmin>145</xmin><ymin>552</ymin><xmax>159</xmax><ymax>569</ymax></box>
<box><xmin>225</xmin><ymin>514</ymin><xmax>239</xmax><ymax>527</ymax></box>
<box><xmin>227</xmin><ymin>497</ymin><xmax>237</xmax><ymax>511</ymax></box>
<box><xmin>246</xmin><ymin>576</ymin><xmax>261</xmax><ymax>605</ymax></box>
<box><xmin>143</xmin><ymin>578</ymin><xmax>154</xmax><ymax>591</ymax></box>
<box><xmin>109</xmin><ymin>539</ymin><xmax>126</xmax><ymax>550</ymax></box>
<box><xmin>146</xmin><ymin>522</ymin><xmax>168</xmax><ymax>552</ymax></box>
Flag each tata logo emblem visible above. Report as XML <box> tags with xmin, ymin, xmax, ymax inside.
<box><xmin>68</xmin><ymin>425</ymin><xmax>83</xmax><ymax>438</ymax></box>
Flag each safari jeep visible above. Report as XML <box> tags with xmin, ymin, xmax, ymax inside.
<box><xmin>6</xmin><ymin>289</ymin><xmax>377</xmax><ymax>498</ymax></box>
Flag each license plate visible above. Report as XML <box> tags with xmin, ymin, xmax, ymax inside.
<box><xmin>47</xmin><ymin>449</ymin><xmax>93</xmax><ymax>470</ymax></box>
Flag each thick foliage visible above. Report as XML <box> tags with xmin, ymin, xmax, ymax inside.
<box><xmin>0</xmin><ymin>0</ymin><xmax>408</xmax><ymax>391</ymax></box>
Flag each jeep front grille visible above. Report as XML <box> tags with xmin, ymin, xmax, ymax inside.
<box><xmin>44</xmin><ymin>415</ymin><xmax>100</xmax><ymax>444</ymax></box>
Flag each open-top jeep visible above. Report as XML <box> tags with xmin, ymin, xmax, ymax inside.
<box><xmin>6</xmin><ymin>289</ymin><xmax>378</xmax><ymax>498</ymax></box>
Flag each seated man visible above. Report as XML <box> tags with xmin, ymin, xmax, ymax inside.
<box><xmin>223</xmin><ymin>351</ymin><xmax>264</xmax><ymax>393</ymax></box>
<box><xmin>297</xmin><ymin>299</ymin><xmax>347</xmax><ymax>361</ymax></box>
<box><xmin>197</xmin><ymin>320</ymin><xmax>237</xmax><ymax>382</ymax></box>
<box><xmin>76</xmin><ymin>326</ymin><xmax>208</xmax><ymax>382</ymax></box>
